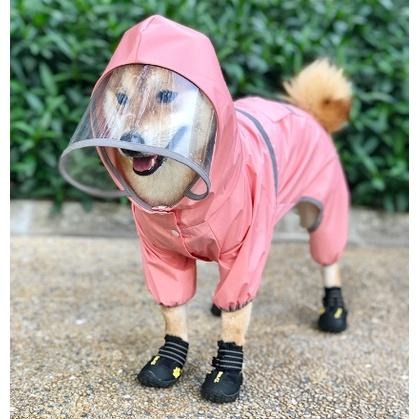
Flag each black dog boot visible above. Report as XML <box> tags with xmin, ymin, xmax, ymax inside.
<box><xmin>318</xmin><ymin>287</ymin><xmax>348</xmax><ymax>333</ymax></box>
<box><xmin>201</xmin><ymin>340</ymin><xmax>244</xmax><ymax>403</ymax></box>
<box><xmin>137</xmin><ymin>334</ymin><xmax>188</xmax><ymax>388</ymax></box>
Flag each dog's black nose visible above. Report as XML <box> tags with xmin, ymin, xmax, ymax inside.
<box><xmin>120</xmin><ymin>132</ymin><xmax>145</xmax><ymax>157</ymax></box>
<box><xmin>120</xmin><ymin>132</ymin><xmax>145</xmax><ymax>144</ymax></box>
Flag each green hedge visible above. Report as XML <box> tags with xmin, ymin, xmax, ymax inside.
<box><xmin>11</xmin><ymin>0</ymin><xmax>408</xmax><ymax>211</ymax></box>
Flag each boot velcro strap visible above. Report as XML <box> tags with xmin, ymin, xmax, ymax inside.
<box><xmin>212</xmin><ymin>357</ymin><xmax>243</xmax><ymax>370</ymax></box>
<box><xmin>212</xmin><ymin>344</ymin><xmax>244</xmax><ymax>371</ymax></box>
<box><xmin>323</xmin><ymin>287</ymin><xmax>345</xmax><ymax>308</ymax></box>
<box><xmin>219</xmin><ymin>349</ymin><xmax>243</xmax><ymax>359</ymax></box>
<box><xmin>157</xmin><ymin>338</ymin><xmax>188</xmax><ymax>366</ymax></box>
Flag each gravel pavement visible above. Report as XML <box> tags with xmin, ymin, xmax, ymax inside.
<box><xmin>10</xmin><ymin>234</ymin><xmax>408</xmax><ymax>418</ymax></box>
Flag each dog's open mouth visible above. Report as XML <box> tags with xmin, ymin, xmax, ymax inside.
<box><xmin>133</xmin><ymin>154</ymin><xmax>165</xmax><ymax>176</ymax></box>
<box><xmin>121</xmin><ymin>126</ymin><xmax>189</xmax><ymax>176</ymax></box>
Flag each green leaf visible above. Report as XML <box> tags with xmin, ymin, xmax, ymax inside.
<box><xmin>25</xmin><ymin>93</ymin><xmax>44</xmax><ymax>112</ymax></box>
<box><xmin>40</xmin><ymin>63</ymin><xmax>57</xmax><ymax>95</ymax></box>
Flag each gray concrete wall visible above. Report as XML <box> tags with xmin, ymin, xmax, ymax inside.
<box><xmin>11</xmin><ymin>199</ymin><xmax>408</xmax><ymax>247</ymax></box>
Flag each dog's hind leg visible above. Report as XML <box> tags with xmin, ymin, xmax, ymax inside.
<box><xmin>297</xmin><ymin>190</ymin><xmax>348</xmax><ymax>333</ymax></box>
<box><xmin>297</xmin><ymin>200</ymin><xmax>320</xmax><ymax>232</ymax></box>
<box><xmin>137</xmin><ymin>305</ymin><xmax>189</xmax><ymax>388</ymax></box>
<box><xmin>297</xmin><ymin>201</ymin><xmax>342</xmax><ymax>286</ymax></box>
<box><xmin>201</xmin><ymin>303</ymin><xmax>252</xmax><ymax>403</ymax></box>
<box><xmin>317</xmin><ymin>264</ymin><xmax>347</xmax><ymax>333</ymax></box>
<box><xmin>322</xmin><ymin>263</ymin><xmax>342</xmax><ymax>288</ymax></box>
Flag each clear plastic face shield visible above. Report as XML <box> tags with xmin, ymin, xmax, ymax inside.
<box><xmin>59</xmin><ymin>64</ymin><xmax>217</xmax><ymax>209</ymax></box>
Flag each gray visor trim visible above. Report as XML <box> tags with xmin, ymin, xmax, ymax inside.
<box><xmin>59</xmin><ymin>138</ymin><xmax>211</xmax><ymax>206</ymax></box>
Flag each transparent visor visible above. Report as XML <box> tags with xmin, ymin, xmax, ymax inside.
<box><xmin>59</xmin><ymin>64</ymin><xmax>217</xmax><ymax>209</ymax></box>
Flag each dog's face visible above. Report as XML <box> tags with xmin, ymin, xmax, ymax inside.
<box><xmin>100</xmin><ymin>64</ymin><xmax>216</xmax><ymax>207</ymax></box>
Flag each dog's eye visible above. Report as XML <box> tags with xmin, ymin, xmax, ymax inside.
<box><xmin>156</xmin><ymin>90</ymin><xmax>177</xmax><ymax>104</ymax></box>
<box><xmin>116</xmin><ymin>92</ymin><xmax>128</xmax><ymax>106</ymax></box>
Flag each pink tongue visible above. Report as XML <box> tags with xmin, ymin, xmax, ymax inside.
<box><xmin>133</xmin><ymin>156</ymin><xmax>157</xmax><ymax>172</ymax></box>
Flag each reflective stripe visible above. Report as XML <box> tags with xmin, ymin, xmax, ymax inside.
<box><xmin>164</xmin><ymin>341</ymin><xmax>189</xmax><ymax>354</ymax></box>
<box><xmin>158</xmin><ymin>350</ymin><xmax>186</xmax><ymax>364</ymax></box>
<box><xmin>219</xmin><ymin>349</ymin><xmax>244</xmax><ymax>356</ymax></box>
<box><xmin>223</xmin><ymin>354</ymin><xmax>243</xmax><ymax>362</ymax></box>
<box><xmin>236</xmin><ymin>108</ymin><xmax>279</xmax><ymax>192</ymax></box>
<box><xmin>215</xmin><ymin>364</ymin><xmax>242</xmax><ymax>370</ymax></box>
<box><xmin>157</xmin><ymin>353</ymin><xmax>185</xmax><ymax>365</ymax></box>
<box><xmin>217</xmin><ymin>359</ymin><xmax>242</xmax><ymax>365</ymax></box>
<box><xmin>159</xmin><ymin>346</ymin><xmax>187</xmax><ymax>359</ymax></box>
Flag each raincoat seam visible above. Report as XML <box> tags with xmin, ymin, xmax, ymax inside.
<box><xmin>204</xmin><ymin>221</ymin><xmax>222</xmax><ymax>259</ymax></box>
<box><xmin>235</xmin><ymin>108</ymin><xmax>278</xmax><ymax>194</ymax></box>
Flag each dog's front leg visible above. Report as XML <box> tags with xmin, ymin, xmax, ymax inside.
<box><xmin>221</xmin><ymin>302</ymin><xmax>252</xmax><ymax>346</ymax></box>
<box><xmin>137</xmin><ymin>304</ymin><xmax>189</xmax><ymax>388</ymax></box>
<box><xmin>201</xmin><ymin>303</ymin><xmax>252</xmax><ymax>403</ymax></box>
<box><xmin>161</xmin><ymin>305</ymin><xmax>188</xmax><ymax>341</ymax></box>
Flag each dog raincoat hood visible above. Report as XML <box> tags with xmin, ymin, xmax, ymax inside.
<box><xmin>59</xmin><ymin>15</ymin><xmax>239</xmax><ymax>210</ymax></box>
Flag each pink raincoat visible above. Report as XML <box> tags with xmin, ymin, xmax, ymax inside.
<box><xmin>98</xmin><ymin>15</ymin><xmax>349</xmax><ymax>311</ymax></box>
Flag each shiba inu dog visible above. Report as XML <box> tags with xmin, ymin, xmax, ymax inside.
<box><xmin>60</xmin><ymin>15</ymin><xmax>352</xmax><ymax>403</ymax></box>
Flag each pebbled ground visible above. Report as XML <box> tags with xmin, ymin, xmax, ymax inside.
<box><xmin>10</xmin><ymin>236</ymin><xmax>408</xmax><ymax>418</ymax></box>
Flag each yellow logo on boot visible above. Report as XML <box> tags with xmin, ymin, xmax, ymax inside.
<box><xmin>334</xmin><ymin>308</ymin><xmax>343</xmax><ymax>319</ymax></box>
<box><xmin>172</xmin><ymin>367</ymin><xmax>182</xmax><ymax>378</ymax></box>
<box><xmin>214</xmin><ymin>371</ymin><xmax>223</xmax><ymax>383</ymax></box>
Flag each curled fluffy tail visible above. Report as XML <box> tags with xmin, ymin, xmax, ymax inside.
<box><xmin>283</xmin><ymin>59</ymin><xmax>352</xmax><ymax>133</ymax></box>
